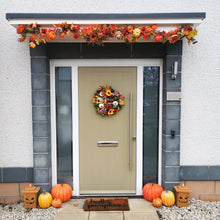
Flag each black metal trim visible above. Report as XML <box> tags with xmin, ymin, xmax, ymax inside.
<box><xmin>6</xmin><ymin>13</ymin><xmax>206</xmax><ymax>20</ymax></box>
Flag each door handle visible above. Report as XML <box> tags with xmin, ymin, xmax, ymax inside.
<box><xmin>97</xmin><ymin>141</ymin><xmax>118</xmax><ymax>147</ymax></box>
<box><xmin>129</xmin><ymin>92</ymin><xmax>132</xmax><ymax>171</ymax></box>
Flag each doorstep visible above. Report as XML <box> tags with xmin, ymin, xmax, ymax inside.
<box><xmin>54</xmin><ymin>198</ymin><xmax>159</xmax><ymax>220</ymax></box>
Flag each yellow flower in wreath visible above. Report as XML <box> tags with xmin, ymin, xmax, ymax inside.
<box><xmin>96</xmin><ymin>99</ymin><xmax>102</xmax><ymax>104</ymax></box>
<box><xmin>120</xmin><ymin>100</ymin><xmax>125</xmax><ymax>106</ymax></box>
<box><xmin>106</xmin><ymin>89</ymin><xmax>112</xmax><ymax>96</ymax></box>
<box><xmin>108</xmin><ymin>109</ymin><xmax>114</xmax><ymax>116</ymax></box>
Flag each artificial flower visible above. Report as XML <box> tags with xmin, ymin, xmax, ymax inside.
<box><xmin>99</xmin><ymin>103</ymin><xmax>104</xmax><ymax>109</ymax></box>
<box><xmin>96</xmin><ymin>99</ymin><xmax>102</xmax><ymax>104</ymax></box>
<box><xmin>127</xmin><ymin>25</ymin><xmax>133</xmax><ymax>33</ymax></box>
<box><xmin>17</xmin><ymin>25</ymin><xmax>25</xmax><ymax>34</ymax></box>
<box><xmin>133</xmin><ymin>28</ymin><xmax>141</xmax><ymax>37</ymax></box>
<box><xmin>29</xmin><ymin>42</ymin><xmax>36</xmax><ymax>48</ymax></box>
<box><xmin>106</xmin><ymin>89</ymin><xmax>112</xmax><ymax>96</ymax></box>
<box><xmin>114</xmin><ymin>91</ymin><xmax>119</xmax><ymax>96</ymax></box>
<box><xmin>143</xmin><ymin>34</ymin><xmax>151</xmax><ymax>40</ymax></box>
<box><xmin>19</xmin><ymin>36</ymin><xmax>26</xmax><ymax>42</ymax></box>
<box><xmin>120</xmin><ymin>100</ymin><xmax>125</xmax><ymax>105</ymax></box>
<box><xmin>151</xmin><ymin>24</ymin><xmax>158</xmax><ymax>30</ymax></box>
<box><xmin>89</xmin><ymin>32</ymin><xmax>98</xmax><ymax>42</ymax></box>
<box><xmin>106</xmin><ymin>104</ymin><xmax>112</xmax><ymax>109</ymax></box>
<box><xmin>115</xmin><ymin>31</ymin><xmax>122</xmax><ymax>40</ymax></box>
<box><xmin>113</xmin><ymin>101</ymin><xmax>118</xmax><ymax>107</ymax></box>
<box><xmin>59</xmin><ymin>32</ymin><xmax>66</xmax><ymax>39</ymax></box>
<box><xmin>169</xmin><ymin>35</ymin><xmax>180</xmax><ymax>44</ymax></box>
<box><xmin>108</xmin><ymin>109</ymin><xmax>114</xmax><ymax>116</ymax></box>
<box><xmin>40</xmin><ymin>28</ymin><xmax>47</xmax><ymax>38</ymax></box>
<box><xmin>73</xmin><ymin>33</ymin><xmax>79</xmax><ymax>39</ymax></box>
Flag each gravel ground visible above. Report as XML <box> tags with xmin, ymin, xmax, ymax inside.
<box><xmin>0</xmin><ymin>202</ymin><xmax>58</xmax><ymax>220</ymax></box>
<box><xmin>0</xmin><ymin>199</ymin><xmax>220</xmax><ymax>220</ymax></box>
<box><xmin>156</xmin><ymin>199</ymin><xmax>220</xmax><ymax>220</ymax></box>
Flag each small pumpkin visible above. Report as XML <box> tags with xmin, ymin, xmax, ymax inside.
<box><xmin>51</xmin><ymin>184</ymin><xmax>72</xmax><ymax>202</ymax></box>
<box><xmin>52</xmin><ymin>197</ymin><xmax>62</xmax><ymax>208</ymax></box>
<box><xmin>154</xmin><ymin>34</ymin><xmax>163</xmax><ymax>42</ymax></box>
<box><xmin>142</xmin><ymin>183</ymin><xmax>163</xmax><ymax>202</ymax></box>
<box><xmin>152</xmin><ymin>198</ymin><xmax>162</xmax><ymax>207</ymax></box>
<box><xmin>38</xmin><ymin>190</ymin><xmax>52</xmax><ymax>209</ymax></box>
<box><xmin>161</xmin><ymin>190</ymin><xmax>175</xmax><ymax>207</ymax></box>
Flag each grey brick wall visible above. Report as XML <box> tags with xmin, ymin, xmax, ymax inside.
<box><xmin>30</xmin><ymin>45</ymin><xmax>52</xmax><ymax>193</ymax></box>
<box><xmin>162</xmin><ymin>41</ymin><xmax>182</xmax><ymax>191</ymax></box>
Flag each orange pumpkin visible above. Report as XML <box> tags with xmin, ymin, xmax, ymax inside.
<box><xmin>152</xmin><ymin>198</ymin><xmax>162</xmax><ymax>207</ymax></box>
<box><xmin>51</xmin><ymin>184</ymin><xmax>72</xmax><ymax>202</ymax></box>
<box><xmin>154</xmin><ymin>35</ymin><xmax>163</xmax><ymax>42</ymax></box>
<box><xmin>52</xmin><ymin>198</ymin><xmax>62</xmax><ymax>208</ymax></box>
<box><xmin>142</xmin><ymin>183</ymin><xmax>163</xmax><ymax>202</ymax></box>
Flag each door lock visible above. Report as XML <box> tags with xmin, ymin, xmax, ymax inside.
<box><xmin>133</xmin><ymin>136</ymin><xmax>136</xmax><ymax>141</ymax></box>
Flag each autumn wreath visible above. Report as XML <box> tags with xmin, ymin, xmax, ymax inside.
<box><xmin>92</xmin><ymin>85</ymin><xmax>125</xmax><ymax>116</ymax></box>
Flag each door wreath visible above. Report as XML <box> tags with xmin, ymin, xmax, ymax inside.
<box><xmin>92</xmin><ymin>85</ymin><xmax>125</xmax><ymax>116</ymax></box>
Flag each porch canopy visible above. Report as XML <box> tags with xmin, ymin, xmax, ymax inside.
<box><xmin>6</xmin><ymin>12</ymin><xmax>206</xmax><ymax>25</ymax></box>
<box><xmin>6</xmin><ymin>13</ymin><xmax>205</xmax><ymax>46</ymax></box>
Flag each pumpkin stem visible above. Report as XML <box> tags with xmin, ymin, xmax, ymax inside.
<box><xmin>43</xmin><ymin>190</ymin><xmax>46</xmax><ymax>194</ymax></box>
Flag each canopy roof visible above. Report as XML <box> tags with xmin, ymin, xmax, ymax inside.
<box><xmin>6</xmin><ymin>13</ymin><xmax>205</xmax><ymax>26</ymax></box>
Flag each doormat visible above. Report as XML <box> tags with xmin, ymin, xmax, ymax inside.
<box><xmin>83</xmin><ymin>198</ymin><xmax>130</xmax><ymax>211</ymax></box>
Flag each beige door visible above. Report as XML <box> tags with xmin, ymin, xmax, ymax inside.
<box><xmin>79</xmin><ymin>67</ymin><xmax>136</xmax><ymax>194</ymax></box>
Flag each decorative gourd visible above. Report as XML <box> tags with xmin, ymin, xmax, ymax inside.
<box><xmin>51</xmin><ymin>184</ymin><xmax>72</xmax><ymax>202</ymax></box>
<box><xmin>142</xmin><ymin>183</ymin><xmax>163</xmax><ymax>202</ymax></box>
<box><xmin>161</xmin><ymin>190</ymin><xmax>175</xmax><ymax>207</ymax></box>
<box><xmin>38</xmin><ymin>190</ymin><xmax>52</xmax><ymax>209</ymax></box>
<box><xmin>52</xmin><ymin>197</ymin><xmax>62</xmax><ymax>208</ymax></box>
<box><xmin>152</xmin><ymin>198</ymin><xmax>162</xmax><ymax>207</ymax></box>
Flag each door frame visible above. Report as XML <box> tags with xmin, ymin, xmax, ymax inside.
<box><xmin>50</xmin><ymin>59</ymin><xmax>163</xmax><ymax>196</ymax></box>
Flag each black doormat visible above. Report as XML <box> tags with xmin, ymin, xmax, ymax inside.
<box><xmin>83</xmin><ymin>197</ymin><xmax>130</xmax><ymax>211</ymax></box>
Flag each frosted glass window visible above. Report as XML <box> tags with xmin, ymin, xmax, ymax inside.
<box><xmin>143</xmin><ymin>67</ymin><xmax>160</xmax><ymax>185</ymax></box>
<box><xmin>55</xmin><ymin>67</ymin><xmax>73</xmax><ymax>188</ymax></box>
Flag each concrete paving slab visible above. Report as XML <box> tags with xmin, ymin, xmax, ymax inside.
<box><xmin>53</xmin><ymin>198</ymin><xmax>159</xmax><ymax>220</ymax></box>
<box><xmin>89</xmin><ymin>211</ymin><xmax>123</xmax><ymax>220</ymax></box>
<box><xmin>128</xmin><ymin>199</ymin><xmax>155</xmax><ymax>212</ymax></box>
<box><xmin>56</xmin><ymin>199</ymin><xmax>85</xmax><ymax>214</ymax></box>
<box><xmin>54</xmin><ymin>212</ymin><xmax>89</xmax><ymax>220</ymax></box>
<box><xmin>124</xmin><ymin>211</ymin><xmax>159</xmax><ymax>220</ymax></box>
<box><xmin>57</xmin><ymin>207</ymin><xmax>85</xmax><ymax>214</ymax></box>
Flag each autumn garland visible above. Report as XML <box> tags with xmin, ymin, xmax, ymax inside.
<box><xmin>16</xmin><ymin>23</ymin><xmax>198</xmax><ymax>48</ymax></box>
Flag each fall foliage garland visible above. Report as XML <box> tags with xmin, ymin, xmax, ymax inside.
<box><xmin>16</xmin><ymin>23</ymin><xmax>198</xmax><ymax>48</ymax></box>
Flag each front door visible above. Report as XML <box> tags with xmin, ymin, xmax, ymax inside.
<box><xmin>78</xmin><ymin>67</ymin><xmax>137</xmax><ymax>194</ymax></box>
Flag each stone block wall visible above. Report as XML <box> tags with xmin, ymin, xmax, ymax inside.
<box><xmin>162</xmin><ymin>41</ymin><xmax>182</xmax><ymax>191</ymax></box>
<box><xmin>31</xmin><ymin>46</ymin><xmax>52</xmax><ymax>193</ymax></box>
